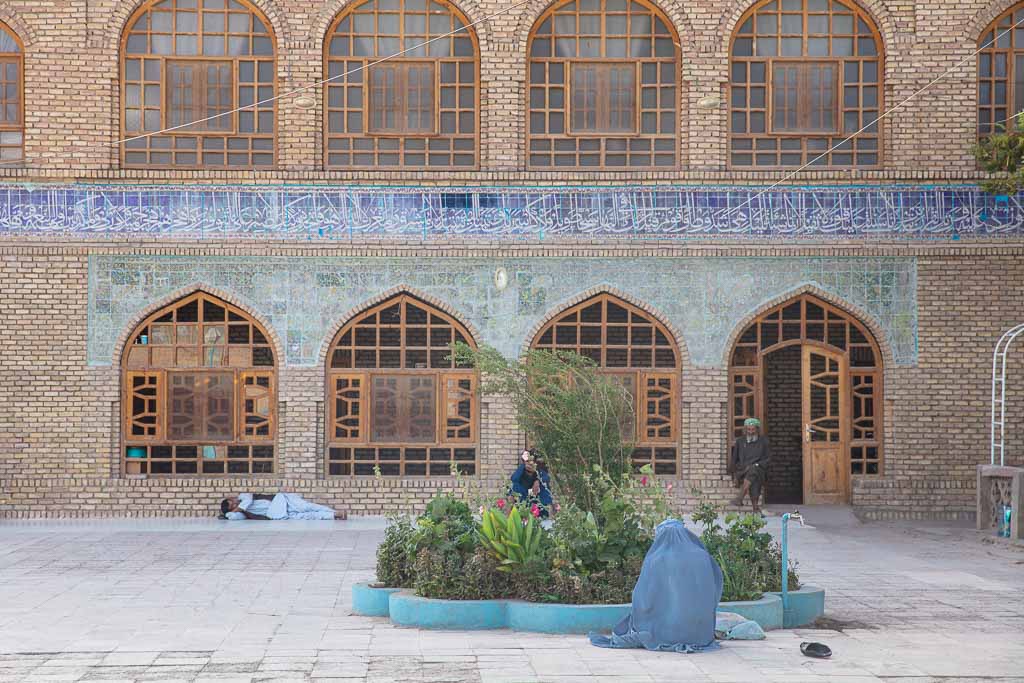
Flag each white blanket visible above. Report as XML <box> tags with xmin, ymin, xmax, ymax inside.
<box><xmin>226</xmin><ymin>492</ymin><xmax>335</xmax><ymax>520</ymax></box>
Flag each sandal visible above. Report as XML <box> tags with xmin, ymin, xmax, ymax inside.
<box><xmin>800</xmin><ymin>642</ymin><xmax>832</xmax><ymax>659</ymax></box>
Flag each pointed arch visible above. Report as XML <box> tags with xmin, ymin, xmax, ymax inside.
<box><xmin>317</xmin><ymin>284</ymin><xmax>481</xmax><ymax>367</ymax></box>
<box><xmin>119</xmin><ymin>288</ymin><xmax>279</xmax><ymax>477</ymax></box>
<box><xmin>526</xmin><ymin>288</ymin><xmax>682</xmax><ymax>475</ymax></box>
<box><xmin>720</xmin><ymin>283</ymin><xmax>893</xmax><ymax>370</ymax></box>
<box><xmin>324</xmin><ymin>288</ymin><xmax>480</xmax><ymax>478</ymax></box>
<box><xmin>725</xmin><ymin>288</ymin><xmax>886</xmax><ymax>485</ymax></box>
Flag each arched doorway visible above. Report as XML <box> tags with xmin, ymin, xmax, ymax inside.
<box><xmin>728</xmin><ymin>294</ymin><xmax>883</xmax><ymax>504</ymax></box>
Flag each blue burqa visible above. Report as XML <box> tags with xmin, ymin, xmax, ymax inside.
<box><xmin>589</xmin><ymin>519</ymin><xmax>723</xmax><ymax>653</ymax></box>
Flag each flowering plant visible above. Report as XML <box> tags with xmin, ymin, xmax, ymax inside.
<box><xmin>478</xmin><ymin>504</ymin><xmax>546</xmax><ymax>573</ymax></box>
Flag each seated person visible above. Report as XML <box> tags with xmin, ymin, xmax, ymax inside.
<box><xmin>220</xmin><ymin>492</ymin><xmax>338</xmax><ymax>520</ymax></box>
<box><xmin>510</xmin><ymin>450</ymin><xmax>553</xmax><ymax>516</ymax></box>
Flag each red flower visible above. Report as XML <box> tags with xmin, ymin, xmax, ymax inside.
<box><xmin>496</xmin><ymin>499</ymin><xmax>506</xmax><ymax>510</ymax></box>
<box><xmin>530</xmin><ymin>504</ymin><xmax>541</xmax><ymax>518</ymax></box>
<box><xmin>641</xmin><ymin>476</ymin><xmax>649</xmax><ymax>486</ymax></box>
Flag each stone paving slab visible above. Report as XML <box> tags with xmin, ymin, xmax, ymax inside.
<box><xmin>1</xmin><ymin>511</ymin><xmax>1023</xmax><ymax>682</ymax></box>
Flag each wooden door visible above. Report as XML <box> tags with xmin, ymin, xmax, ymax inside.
<box><xmin>802</xmin><ymin>346</ymin><xmax>849</xmax><ymax>504</ymax></box>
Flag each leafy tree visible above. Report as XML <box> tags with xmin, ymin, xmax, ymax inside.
<box><xmin>452</xmin><ymin>342</ymin><xmax>634</xmax><ymax>513</ymax></box>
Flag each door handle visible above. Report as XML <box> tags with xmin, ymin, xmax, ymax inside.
<box><xmin>804</xmin><ymin>424</ymin><xmax>814</xmax><ymax>443</ymax></box>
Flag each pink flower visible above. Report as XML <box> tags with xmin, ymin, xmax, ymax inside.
<box><xmin>496</xmin><ymin>499</ymin><xmax>506</xmax><ymax>510</ymax></box>
<box><xmin>641</xmin><ymin>476</ymin><xmax>649</xmax><ymax>487</ymax></box>
<box><xmin>554</xmin><ymin>503</ymin><xmax>561</xmax><ymax>513</ymax></box>
<box><xmin>478</xmin><ymin>505</ymin><xmax>485</xmax><ymax>515</ymax></box>
<box><xmin>666</xmin><ymin>483</ymin><xmax>674</xmax><ymax>492</ymax></box>
<box><xmin>530</xmin><ymin>504</ymin><xmax>541</xmax><ymax>518</ymax></box>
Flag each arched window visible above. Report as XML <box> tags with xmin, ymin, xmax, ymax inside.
<box><xmin>526</xmin><ymin>0</ymin><xmax>679</xmax><ymax>169</ymax></box>
<box><xmin>979</xmin><ymin>4</ymin><xmax>1024</xmax><ymax>137</ymax></box>
<box><xmin>325</xmin><ymin>0</ymin><xmax>479</xmax><ymax>168</ymax></box>
<box><xmin>531</xmin><ymin>293</ymin><xmax>679</xmax><ymax>473</ymax></box>
<box><xmin>729</xmin><ymin>0</ymin><xmax>882</xmax><ymax>168</ymax></box>
<box><xmin>0</xmin><ymin>23</ymin><xmax>22</xmax><ymax>163</ymax></box>
<box><xmin>121</xmin><ymin>0</ymin><xmax>276</xmax><ymax>169</ymax></box>
<box><xmin>122</xmin><ymin>292</ymin><xmax>276</xmax><ymax>475</ymax></box>
<box><xmin>326</xmin><ymin>293</ymin><xmax>478</xmax><ymax>476</ymax></box>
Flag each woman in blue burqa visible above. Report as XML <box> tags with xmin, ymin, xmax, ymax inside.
<box><xmin>589</xmin><ymin>519</ymin><xmax>723</xmax><ymax>653</ymax></box>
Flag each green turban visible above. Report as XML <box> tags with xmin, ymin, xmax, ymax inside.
<box><xmin>744</xmin><ymin>418</ymin><xmax>761</xmax><ymax>427</ymax></box>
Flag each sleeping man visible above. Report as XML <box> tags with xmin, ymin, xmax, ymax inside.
<box><xmin>220</xmin><ymin>492</ymin><xmax>338</xmax><ymax>520</ymax></box>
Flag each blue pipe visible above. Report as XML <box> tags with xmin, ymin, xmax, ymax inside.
<box><xmin>781</xmin><ymin>513</ymin><xmax>791</xmax><ymax>613</ymax></box>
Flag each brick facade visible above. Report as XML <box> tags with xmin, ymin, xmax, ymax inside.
<box><xmin>1</xmin><ymin>0</ymin><xmax>1024</xmax><ymax>519</ymax></box>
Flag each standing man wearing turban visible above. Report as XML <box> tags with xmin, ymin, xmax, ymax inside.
<box><xmin>730</xmin><ymin>417</ymin><xmax>771</xmax><ymax>515</ymax></box>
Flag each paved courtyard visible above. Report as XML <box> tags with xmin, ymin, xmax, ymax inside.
<box><xmin>1</xmin><ymin>508</ymin><xmax>1022</xmax><ymax>683</ymax></box>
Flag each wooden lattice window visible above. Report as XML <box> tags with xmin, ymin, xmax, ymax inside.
<box><xmin>325</xmin><ymin>0</ymin><xmax>478</xmax><ymax>169</ymax></box>
<box><xmin>121</xmin><ymin>0</ymin><xmax>276</xmax><ymax>169</ymax></box>
<box><xmin>531</xmin><ymin>293</ymin><xmax>679</xmax><ymax>474</ymax></box>
<box><xmin>121</xmin><ymin>292</ymin><xmax>276</xmax><ymax>475</ymax></box>
<box><xmin>326</xmin><ymin>293</ymin><xmax>478</xmax><ymax>476</ymax></box>
<box><xmin>978</xmin><ymin>3</ymin><xmax>1024</xmax><ymax>136</ymax></box>
<box><xmin>728</xmin><ymin>293</ymin><xmax>883</xmax><ymax>475</ymax></box>
<box><xmin>527</xmin><ymin>0</ymin><xmax>679</xmax><ymax>168</ymax></box>
<box><xmin>729</xmin><ymin>0</ymin><xmax>882</xmax><ymax>168</ymax></box>
<box><xmin>0</xmin><ymin>23</ymin><xmax>23</xmax><ymax>164</ymax></box>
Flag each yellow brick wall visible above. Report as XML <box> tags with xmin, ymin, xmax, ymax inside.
<box><xmin>0</xmin><ymin>0</ymin><xmax>1012</xmax><ymax>183</ymax></box>
<box><xmin>2</xmin><ymin>242</ymin><xmax>1024</xmax><ymax>520</ymax></box>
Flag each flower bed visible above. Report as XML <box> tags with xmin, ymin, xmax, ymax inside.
<box><xmin>360</xmin><ymin>344</ymin><xmax>813</xmax><ymax>629</ymax></box>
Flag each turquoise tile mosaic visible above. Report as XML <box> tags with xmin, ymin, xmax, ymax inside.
<box><xmin>3</xmin><ymin>184</ymin><xmax>1022</xmax><ymax>239</ymax></box>
<box><xmin>88</xmin><ymin>256</ymin><xmax>917</xmax><ymax>367</ymax></box>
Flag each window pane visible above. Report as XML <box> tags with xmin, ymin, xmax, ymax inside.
<box><xmin>371</xmin><ymin>374</ymin><xmax>436</xmax><ymax>443</ymax></box>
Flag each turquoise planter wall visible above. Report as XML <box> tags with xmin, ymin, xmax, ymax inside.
<box><xmin>767</xmin><ymin>586</ymin><xmax>825</xmax><ymax>629</ymax></box>
<box><xmin>351</xmin><ymin>583</ymin><xmax>401</xmax><ymax>618</ymax></box>
<box><xmin>388</xmin><ymin>592</ymin><xmax>507</xmax><ymax>630</ymax></box>
<box><xmin>351</xmin><ymin>584</ymin><xmax>824</xmax><ymax>632</ymax></box>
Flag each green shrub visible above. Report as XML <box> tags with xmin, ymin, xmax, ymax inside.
<box><xmin>452</xmin><ymin>342</ymin><xmax>634</xmax><ymax>514</ymax></box>
<box><xmin>375</xmin><ymin>516</ymin><xmax>416</xmax><ymax>588</ymax></box>
<box><xmin>693</xmin><ymin>501</ymin><xmax>799</xmax><ymax>602</ymax></box>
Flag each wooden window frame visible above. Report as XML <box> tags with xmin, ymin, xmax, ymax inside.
<box><xmin>365</xmin><ymin>61</ymin><xmax>439</xmax><ymax>136</ymax></box>
<box><xmin>567</xmin><ymin>62</ymin><xmax>639</xmax><ymax>136</ymax></box>
<box><xmin>726</xmin><ymin>293</ymin><xmax>884</xmax><ymax>478</ymax></box>
<box><xmin>120</xmin><ymin>0</ymin><xmax>277</xmax><ymax>170</ymax></box>
<box><xmin>165</xmin><ymin>59</ymin><xmax>237</xmax><ymax>133</ymax></box>
<box><xmin>325</xmin><ymin>293</ymin><xmax>479</xmax><ymax>477</ymax></box>
<box><xmin>121</xmin><ymin>292</ymin><xmax>277</xmax><ymax>477</ymax></box>
<box><xmin>977</xmin><ymin>4</ymin><xmax>1024</xmax><ymax>138</ymax></box>
<box><xmin>530</xmin><ymin>293</ymin><xmax>680</xmax><ymax>475</ymax></box>
<box><xmin>768</xmin><ymin>59</ymin><xmax>840</xmax><ymax>135</ymax></box>
<box><xmin>728</xmin><ymin>0</ymin><xmax>883</xmax><ymax>169</ymax></box>
<box><xmin>323</xmin><ymin>0</ymin><xmax>480</xmax><ymax>170</ymax></box>
<box><xmin>0</xmin><ymin>23</ymin><xmax>24</xmax><ymax>163</ymax></box>
<box><xmin>525</xmin><ymin>0</ymin><xmax>680</xmax><ymax>169</ymax></box>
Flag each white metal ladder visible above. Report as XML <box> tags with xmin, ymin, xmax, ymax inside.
<box><xmin>991</xmin><ymin>324</ymin><xmax>1024</xmax><ymax>466</ymax></box>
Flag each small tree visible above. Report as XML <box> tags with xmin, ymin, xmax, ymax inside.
<box><xmin>975</xmin><ymin>123</ymin><xmax>1024</xmax><ymax>195</ymax></box>
<box><xmin>452</xmin><ymin>342</ymin><xmax>634</xmax><ymax>513</ymax></box>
